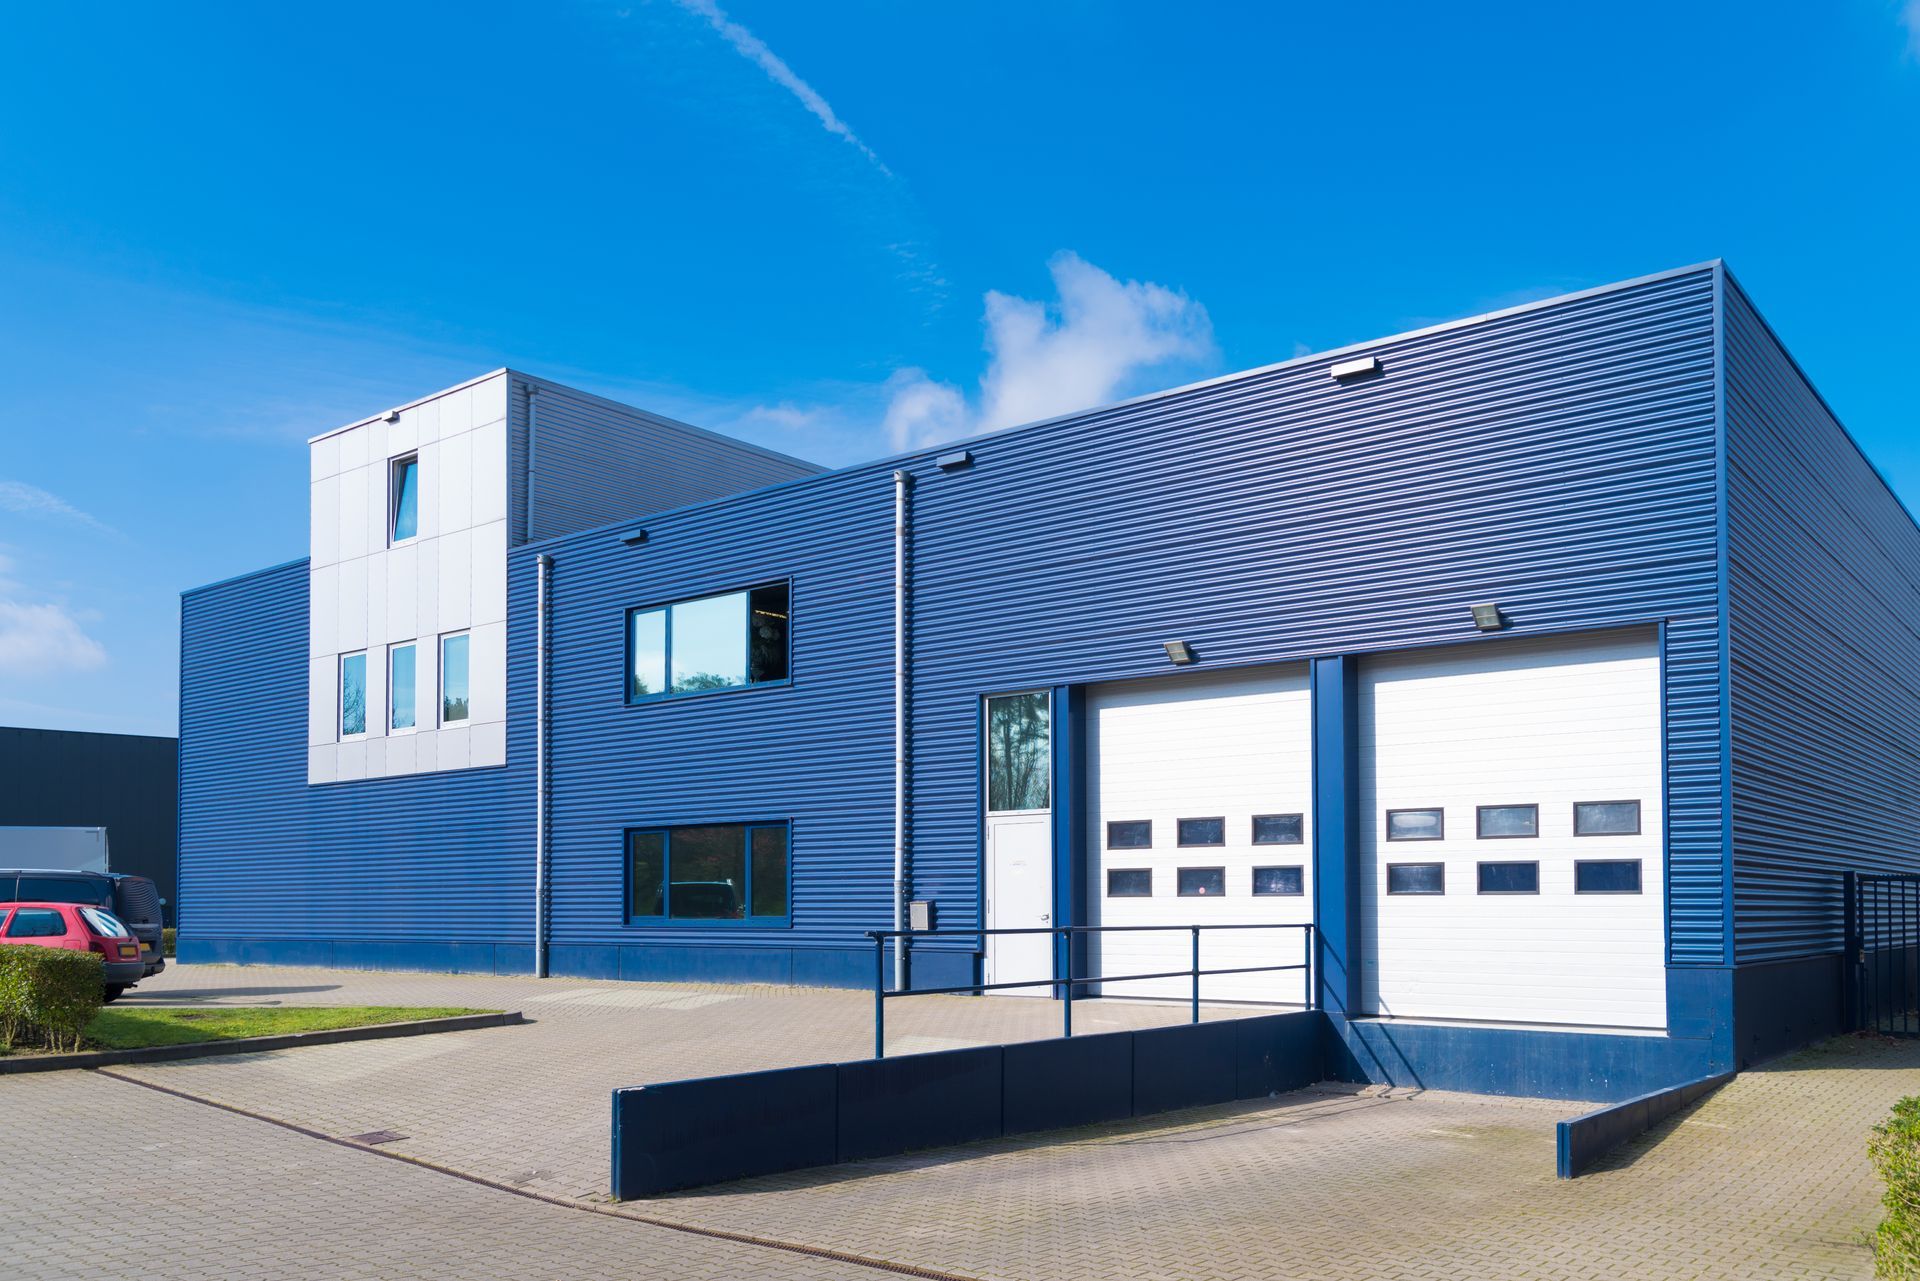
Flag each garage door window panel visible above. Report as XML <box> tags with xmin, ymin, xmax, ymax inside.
<box><xmin>1574</xmin><ymin>801</ymin><xmax>1642</xmax><ymax>837</ymax></box>
<box><xmin>1177</xmin><ymin>817</ymin><xmax>1225</xmax><ymax>847</ymax></box>
<box><xmin>1477</xmin><ymin>804</ymin><xmax>1539</xmax><ymax>839</ymax></box>
<box><xmin>1106</xmin><ymin>868</ymin><xmax>1152</xmax><ymax>898</ymax></box>
<box><xmin>1177</xmin><ymin>867</ymin><xmax>1226</xmax><ymax>897</ymax></box>
<box><xmin>1252</xmin><ymin>814</ymin><xmax>1303</xmax><ymax>845</ymax></box>
<box><xmin>1387</xmin><ymin>862</ymin><xmax>1445</xmax><ymax>895</ymax></box>
<box><xmin>1477</xmin><ymin>861</ymin><xmax>1540</xmax><ymax>894</ymax></box>
<box><xmin>1252</xmin><ymin>866</ymin><xmax>1304</xmax><ymax>896</ymax></box>
<box><xmin>1386</xmin><ymin>809</ymin><xmax>1444</xmax><ymax>841</ymax></box>
<box><xmin>1106</xmin><ymin>820</ymin><xmax>1151</xmax><ymax>849</ymax></box>
<box><xmin>1576</xmin><ymin>860</ymin><xmax>1643</xmax><ymax>894</ymax></box>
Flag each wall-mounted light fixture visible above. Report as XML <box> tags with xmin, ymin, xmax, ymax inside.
<box><xmin>382</xmin><ymin>408</ymin><xmax>402</xmax><ymax>423</ymax></box>
<box><xmin>619</xmin><ymin>529</ymin><xmax>649</xmax><ymax>547</ymax></box>
<box><xmin>936</xmin><ymin>450</ymin><xmax>974</xmax><ymax>471</ymax></box>
<box><xmin>1470</xmin><ymin>602</ymin><xmax>1506</xmax><ymax>632</ymax></box>
<box><xmin>1163</xmin><ymin>640</ymin><xmax>1196</xmax><ymax>665</ymax></box>
<box><xmin>1330</xmin><ymin>355</ymin><xmax>1381</xmax><ymax>381</ymax></box>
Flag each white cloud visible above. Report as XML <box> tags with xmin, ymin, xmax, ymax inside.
<box><xmin>670</xmin><ymin>0</ymin><xmax>892</xmax><ymax>176</ymax></box>
<box><xmin>0</xmin><ymin>480</ymin><xmax>111</xmax><ymax>533</ymax></box>
<box><xmin>881</xmin><ymin>369</ymin><xmax>969</xmax><ymax>452</ymax></box>
<box><xmin>882</xmin><ymin>252</ymin><xmax>1216</xmax><ymax>450</ymax></box>
<box><xmin>0</xmin><ymin>600</ymin><xmax>107</xmax><ymax>675</ymax></box>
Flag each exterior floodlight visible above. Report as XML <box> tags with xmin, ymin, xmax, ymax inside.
<box><xmin>1330</xmin><ymin>356</ymin><xmax>1381</xmax><ymax>381</ymax></box>
<box><xmin>382</xmin><ymin>409</ymin><xmax>402</xmax><ymax>423</ymax></box>
<box><xmin>1471</xmin><ymin>602</ymin><xmax>1505</xmax><ymax>632</ymax></box>
<box><xmin>1163</xmin><ymin>640</ymin><xmax>1196</xmax><ymax>665</ymax></box>
<box><xmin>935</xmin><ymin>450</ymin><xmax>974</xmax><ymax>471</ymax></box>
<box><xmin>620</xmin><ymin>529</ymin><xmax>649</xmax><ymax>547</ymax></box>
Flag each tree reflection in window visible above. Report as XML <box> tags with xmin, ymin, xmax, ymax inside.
<box><xmin>987</xmin><ymin>692</ymin><xmax>1049</xmax><ymax>812</ymax></box>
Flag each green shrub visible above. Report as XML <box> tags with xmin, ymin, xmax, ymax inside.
<box><xmin>162</xmin><ymin>928</ymin><xmax>176</xmax><ymax>957</ymax></box>
<box><xmin>1872</xmin><ymin>1096</ymin><xmax>1920</xmax><ymax>1279</ymax></box>
<box><xmin>0</xmin><ymin>944</ymin><xmax>105</xmax><ymax>1053</ymax></box>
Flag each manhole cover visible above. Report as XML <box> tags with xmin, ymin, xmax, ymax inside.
<box><xmin>344</xmin><ymin>1130</ymin><xmax>408</xmax><ymax>1146</ymax></box>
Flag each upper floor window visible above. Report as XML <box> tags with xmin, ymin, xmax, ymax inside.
<box><xmin>390</xmin><ymin>643</ymin><xmax>416</xmax><ymax>732</ymax></box>
<box><xmin>440</xmin><ymin>633</ymin><xmax>470</xmax><ymax>725</ymax></box>
<box><xmin>389</xmin><ymin>454</ymin><xmax>419</xmax><ymax>544</ymax></box>
<box><xmin>627</xmin><ymin>582</ymin><xmax>790</xmax><ymax>702</ymax></box>
<box><xmin>340</xmin><ymin>652</ymin><xmax>367</xmax><ymax>738</ymax></box>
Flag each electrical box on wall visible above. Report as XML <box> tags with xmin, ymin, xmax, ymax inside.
<box><xmin>909</xmin><ymin>899</ymin><xmax>935</xmax><ymax>932</ymax></box>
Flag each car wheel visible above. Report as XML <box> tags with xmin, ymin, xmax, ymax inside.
<box><xmin>103</xmin><ymin>984</ymin><xmax>128</xmax><ymax>1002</ymax></box>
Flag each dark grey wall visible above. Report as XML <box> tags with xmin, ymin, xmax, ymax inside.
<box><xmin>0</xmin><ymin>726</ymin><xmax>178</xmax><ymax>921</ymax></box>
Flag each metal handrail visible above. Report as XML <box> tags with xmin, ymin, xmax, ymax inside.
<box><xmin>864</xmin><ymin>922</ymin><xmax>1314</xmax><ymax>1058</ymax></box>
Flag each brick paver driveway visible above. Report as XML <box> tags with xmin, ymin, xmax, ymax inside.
<box><xmin>4</xmin><ymin>962</ymin><xmax>1909</xmax><ymax>1280</ymax></box>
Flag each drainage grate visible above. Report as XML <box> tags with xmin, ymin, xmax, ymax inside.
<box><xmin>343</xmin><ymin>1129</ymin><xmax>408</xmax><ymax>1146</ymax></box>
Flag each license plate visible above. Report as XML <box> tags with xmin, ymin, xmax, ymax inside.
<box><xmin>118</xmin><ymin>944</ymin><xmax>139</xmax><ymax>958</ymax></box>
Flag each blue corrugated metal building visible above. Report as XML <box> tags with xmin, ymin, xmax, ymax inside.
<box><xmin>178</xmin><ymin>264</ymin><xmax>1920</xmax><ymax>1096</ymax></box>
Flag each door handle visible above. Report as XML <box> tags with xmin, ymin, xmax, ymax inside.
<box><xmin>1039</xmin><ymin>914</ymin><xmax>1051</xmax><ymax>923</ymax></box>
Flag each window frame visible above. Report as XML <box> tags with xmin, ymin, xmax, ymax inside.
<box><xmin>622</xmin><ymin>820</ymin><xmax>793</xmax><ymax>927</ymax></box>
<box><xmin>1251</xmin><ymin>865</ymin><xmax>1306</xmax><ymax>897</ymax></box>
<box><xmin>1105</xmin><ymin>820</ymin><xmax>1152</xmax><ymax>850</ymax></box>
<box><xmin>1176</xmin><ymin>817</ymin><xmax>1227</xmax><ymax>848</ymax></box>
<box><xmin>983</xmin><ymin>690</ymin><xmax>1051</xmax><ymax>815</ymax></box>
<box><xmin>388</xmin><ymin>452</ymin><xmax>420</xmax><ymax>546</ymax></box>
<box><xmin>1573</xmin><ymin>800</ymin><xmax>1643</xmax><ymax>837</ymax></box>
<box><xmin>1105</xmin><ymin>868</ymin><xmax>1153</xmax><ymax>898</ymax></box>
<box><xmin>623</xmin><ymin>580</ymin><xmax>794</xmax><ymax>706</ymax></box>
<box><xmin>1575</xmin><ymin>859</ymin><xmax>1644</xmax><ymax>894</ymax></box>
<box><xmin>1475</xmin><ymin>860</ymin><xmax>1541</xmax><ymax>895</ymax></box>
<box><xmin>1475</xmin><ymin>803</ymin><xmax>1540</xmax><ymax>840</ymax></box>
<box><xmin>1385</xmin><ymin>808</ymin><xmax>1445</xmax><ymax>842</ymax></box>
<box><xmin>1176</xmin><ymin>866</ymin><xmax>1227</xmax><ymax>898</ymax></box>
<box><xmin>389</xmin><ymin>642</ymin><xmax>417</xmax><ymax>734</ymax></box>
<box><xmin>1386</xmin><ymin>862</ymin><xmax>1446</xmax><ymax>895</ymax></box>
<box><xmin>339</xmin><ymin>650</ymin><xmax>368</xmax><ymax>740</ymax></box>
<box><xmin>439</xmin><ymin>631</ymin><xmax>471</xmax><ymax>726</ymax></box>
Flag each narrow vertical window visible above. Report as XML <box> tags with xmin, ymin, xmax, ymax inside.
<box><xmin>440</xmin><ymin>633</ymin><xmax>470</xmax><ymax>725</ymax></box>
<box><xmin>748</xmin><ymin>582</ymin><xmax>790</xmax><ymax>683</ymax></box>
<box><xmin>628</xmin><ymin>609</ymin><xmax>666</xmax><ymax>700</ymax></box>
<box><xmin>340</xmin><ymin>652</ymin><xmax>367</xmax><ymax>738</ymax></box>
<box><xmin>390</xmin><ymin>454</ymin><xmax>419</xmax><ymax>544</ymax></box>
<box><xmin>986</xmin><ymin>692</ymin><xmax>1050</xmax><ymax>812</ymax></box>
<box><xmin>389</xmin><ymin>643</ymin><xmax>416</xmax><ymax>731</ymax></box>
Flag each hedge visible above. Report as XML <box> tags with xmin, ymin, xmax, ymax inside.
<box><xmin>0</xmin><ymin>944</ymin><xmax>104</xmax><ymax>1053</ymax></box>
<box><xmin>1873</xmin><ymin>1096</ymin><xmax>1920</xmax><ymax>1279</ymax></box>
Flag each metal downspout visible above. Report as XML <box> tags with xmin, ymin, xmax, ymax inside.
<box><xmin>893</xmin><ymin>469</ymin><xmax>912</xmax><ymax>991</ymax></box>
<box><xmin>535</xmin><ymin>552</ymin><xmax>552</xmax><ymax>978</ymax></box>
<box><xmin>526</xmin><ymin>386</ymin><xmax>540</xmax><ymax>542</ymax></box>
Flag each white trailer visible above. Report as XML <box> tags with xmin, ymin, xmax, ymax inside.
<box><xmin>0</xmin><ymin>826</ymin><xmax>110</xmax><ymax>874</ymax></box>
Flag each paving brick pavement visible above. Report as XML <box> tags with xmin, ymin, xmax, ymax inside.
<box><xmin>109</xmin><ymin>963</ymin><xmax>1274</xmax><ymax>1200</ymax></box>
<box><xmin>24</xmin><ymin>962</ymin><xmax>1910</xmax><ymax>1280</ymax></box>
<box><xmin>0</xmin><ymin>1069</ymin><xmax>874</xmax><ymax>1281</ymax></box>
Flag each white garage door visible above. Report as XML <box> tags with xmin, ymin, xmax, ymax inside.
<box><xmin>1087</xmin><ymin>664</ymin><xmax>1313</xmax><ymax>1005</ymax></box>
<box><xmin>1359</xmin><ymin>627</ymin><xmax>1665</xmax><ymax>1029</ymax></box>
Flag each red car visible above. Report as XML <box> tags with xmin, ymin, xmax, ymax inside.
<box><xmin>0</xmin><ymin>901</ymin><xmax>147</xmax><ymax>1000</ymax></box>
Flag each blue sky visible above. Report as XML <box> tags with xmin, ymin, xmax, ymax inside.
<box><xmin>2</xmin><ymin>2</ymin><xmax>1918</xmax><ymax>736</ymax></box>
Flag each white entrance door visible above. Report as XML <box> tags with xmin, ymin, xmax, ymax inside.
<box><xmin>1358</xmin><ymin>627</ymin><xmax>1666</xmax><ymax>1029</ymax></box>
<box><xmin>986</xmin><ymin>814</ymin><xmax>1054</xmax><ymax>994</ymax></box>
<box><xmin>1086</xmin><ymin>664</ymin><xmax>1313</xmax><ymax>1004</ymax></box>
<box><xmin>983</xmin><ymin>690</ymin><xmax>1053</xmax><ymax>996</ymax></box>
